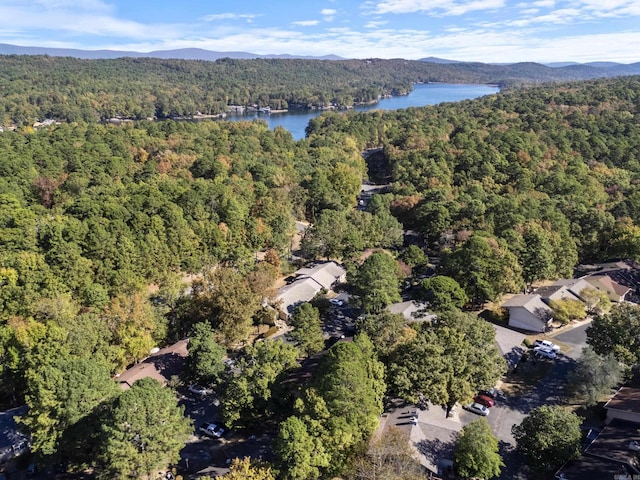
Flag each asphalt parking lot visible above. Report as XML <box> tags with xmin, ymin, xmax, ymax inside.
<box><xmin>386</xmin><ymin>320</ymin><xmax>593</xmax><ymax>479</ymax></box>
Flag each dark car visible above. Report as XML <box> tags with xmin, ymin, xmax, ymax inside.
<box><xmin>474</xmin><ymin>394</ymin><xmax>495</xmax><ymax>408</ymax></box>
<box><xmin>478</xmin><ymin>388</ymin><xmax>500</xmax><ymax>399</ymax></box>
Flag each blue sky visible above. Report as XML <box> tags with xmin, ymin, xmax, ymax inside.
<box><xmin>0</xmin><ymin>0</ymin><xmax>639</xmax><ymax>63</ymax></box>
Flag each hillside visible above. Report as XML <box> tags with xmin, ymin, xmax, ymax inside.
<box><xmin>1</xmin><ymin>54</ymin><xmax>640</xmax><ymax>126</ymax></box>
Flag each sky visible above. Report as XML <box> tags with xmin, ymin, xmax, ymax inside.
<box><xmin>0</xmin><ymin>0</ymin><xmax>639</xmax><ymax>63</ymax></box>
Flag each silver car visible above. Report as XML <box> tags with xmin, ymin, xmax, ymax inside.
<box><xmin>533</xmin><ymin>346</ymin><xmax>557</xmax><ymax>359</ymax></box>
<box><xmin>465</xmin><ymin>402</ymin><xmax>490</xmax><ymax>416</ymax></box>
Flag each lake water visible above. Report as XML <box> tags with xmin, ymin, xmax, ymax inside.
<box><xmin>221</xmin><ymin>83</ymin><xmax>499</xmax><ymax>140</ymax></box>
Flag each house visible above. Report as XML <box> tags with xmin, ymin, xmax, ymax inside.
<box><xmin>585</xmin><ymin>274</ymin><xmax>631</xmax><ymax>303</ymax></box>
<box><xmin>387</xmin><ymin>300</ymin><xmax>436</xmax><ymax>323</ymax></box>
<box><xmin>555</xmin><ymin>419</ymin><xmax>640</xmax><ymax>479</ymax></box>
<box><xmin>503</xmin><ymin>294</ymin><xmax>554</xmax><ymax>332</ymax></box>
<box><xmin>117</xmin><ymin>339</ymin><xmax>189</xmax><ymax>390</ymax></box>
<box><xmin>533</xmin><ymin>284</ymin><xmax>582</xmax><ymax>304</ymax></box>
<box><xmin>552</xmin><ymin>278</ymin><xmax>594</xmax><ymax>301</ymax></box>
<box><xmin>604</xmin><ymin>387</ymin><xmax>640</xmax><ymax>424</ymax></box>
<box><xmin>0</xmin><ymin>405</ymin><xmax>29</xmax><ymax>465</ymax></box>
<box><xmin>275</xmin><ymin>261</ymin><xmax>346</xmax><ymax>318</ymax></box>
<box><xmin>575</xmin><ymin>260</ymin><xmax>640</xmax><ymax>303</ymax></box>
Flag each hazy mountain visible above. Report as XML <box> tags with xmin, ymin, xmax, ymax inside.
<box><xmin>544</xmin><ymin>62</ymin><xmax>580</xmax><ymax>67</ymax></box>
<box><xmin>419</xmin><ymin>56</ymin><xmax>462</xmax><ymax>64</ymax></box>
<box><xmin>584</xmin><ymin>61</ymin><xmax>623</xmax><ymax>68</ymax></box>
<box><xmin>0</xmin><ymin>43</ymin><xmax>343</xmax><ymax>61</ymax></box>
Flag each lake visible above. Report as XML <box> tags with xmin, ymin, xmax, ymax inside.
<box><xmin>220</xmin><ymin>83</ymin><xmax>499</xmax><ymax>140</ymax></box>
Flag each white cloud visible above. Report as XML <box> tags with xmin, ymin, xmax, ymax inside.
<box><xmin>372</xmin><ymin>0</ymin><xmax>506</xmax><ymax>15</ymax></box>
<box><xmin>321</xmin><ymin>9</ymin><xmax>337</xmax><ymax>15</ymax></box>
<box><xmin>33</xmin><ymin>0</ymin><xmax>112</xmax><ymax>12</ymax></box>
<box><xmin>532</xmin><ymin>0</ymin><xmax>555</xmax><ymax>7</ymax></box>
<box><xmin>365</xmin><ymin>20</ymin><xmax>389</xmax><ymax>28</ymax></box>
<box><xmin>201</xmin><ymin>13</ymin><xmax>260</xmax><ymax>22</ymax></box>
<box><xmin>292</xmin><ymin>20</ymin><xmax>321</xmax><ymax>26</ymax></box>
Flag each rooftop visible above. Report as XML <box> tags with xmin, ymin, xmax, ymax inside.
<box><xmin>117</xmin><ymin>338</ymin><xmax>189</xmax><ymax>390</ymax></box>
<box><xmin>584</xmin><ymin>419</ymin><xmax>640</xmax><ymax>466</ymax></box>
<box><xmin>604</xmin><ymin>387</ymin><xmax>640</xmax><ymax>414</ymax></box>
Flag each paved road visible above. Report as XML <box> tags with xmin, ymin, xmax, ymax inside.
<box><xmin>552</xmin><ymin>320</ymin><xmax>591</xmax><ymax>359</ymax></box>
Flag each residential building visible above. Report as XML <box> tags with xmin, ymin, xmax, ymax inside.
<box><xmin>275</xmin><ymin>261</ymin><xmax>346</xmax><ymax>318</ymax></box>
<box><xmin>117</xmin><ymin>339</ymin><xmax>189</xmax><ymax>390</ymax></box>
<box><xmin>503</xmin><ymin>294</ymin><xmax>554</xmax><ymax>332</ymax></box>
<box><xmin>604</xmin><ymin>387</ymin><xmax>640</xmax><ymax>424</ymax></box>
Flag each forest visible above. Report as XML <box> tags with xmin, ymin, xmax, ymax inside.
<box><xmin>1</xmin><ymin>55</ymin><xmax>640</xmax><ymax>126</ymax></box>
<box><xmin>1</xmin><ymin>71</ymin><xmax>640</xmax><ymax>478</ymax></box>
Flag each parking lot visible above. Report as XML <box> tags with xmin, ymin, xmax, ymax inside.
<box><xmin>381</xmin><ymin>320</ymin><xmax>592</xmax><ymax>479</ymax></box>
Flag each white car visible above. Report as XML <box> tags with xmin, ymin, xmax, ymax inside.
<box><xmin>464</xmin><ymin>402</ymin><xmax>490</xmax><ymax>416</ymax></box>
<box><xmin>329</xmin><ymin>298</ymin><xmax>344</xmax><ymax>306</ymax></box>
<box><xmin>533</xmin><ymin>339</ymin><xmax>560</xmax><ymax>352</ymax></box>
<box><xmin>188</xmin><ymin>384</ymin><xmax>212</xmax><ymax>396</ymax></box>
<box><xmin>533</xmin><ymin>346</ymin><xmax>557</xmax><ymax>359</ymax></box>
<box><xmin>198</xmin><ymin>422</ymin><xmax>225</xmax><ymax>438</ymax></box>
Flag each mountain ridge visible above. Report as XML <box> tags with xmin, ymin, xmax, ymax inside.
<box><xmin>0</xmin><ymin>43</ymin><xmax>343</xmax><ymax>61</ymax></box>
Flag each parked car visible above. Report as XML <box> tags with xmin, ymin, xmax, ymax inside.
<box><xmin>474</xmin><ymin>394</ymin><xmax>495</xmax><ymax>408</ymax></box>
<box><xmin>533</xmin><ymin>339</ymin><xmax>560</xmax><ymax>352</ymax></box>
<box><xmin>464</xmin><ymin>402</ymin><xmax>490</xmax><ymax>416</ymax></box>
<box><xmin>329</xmin><ymin>298</ymin><xmax>344</xmax><ymax>306</ymax></box>
<box><xmin>188</xmin><ymin>384</ymin><xmax>213</xmax><ymax>396</ymax></box>
<box><xmin>198</xmin><ymin>422</ymin><xmax>225</xmax><ymax>438</ymax></box>
<box><xmin>478</xmin><ymin>388</ymin><xmax>501</xmax><ymax>400</ymax></box>
<box><xmin>533</xmin><ymin>346</ymin><xmax>557</xmax><ymax>359</ymax></box>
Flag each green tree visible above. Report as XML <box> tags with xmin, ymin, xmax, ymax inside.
<box><xmin>580</xmin><ymin>287</ymin><xmax>612</xmax><ymax>315</ymax></box>
<box><xmin>455</xmin><ymin>418</ymin><xmax>504</xmax><ymax>479</ymax></box>
<box><xmin>587</xmin><ymin>303</ymin><xmax>640</xmax><ymax>364</ymax></box>
<box><xmin>389</xmin><ymin>311</ymin><xmax>506</xmax><ymax>414</ymax></box>
<box><xmin>418</xmin><ymin>275</ymin><xmax>468</xmax><ymax>312</ymax></box>
<box><xmin>512</xmin><ymin>406</ymin><xmax>581</xmax><ymax>472</ymax></box>
<box><xmin>567</xmin><ymin>347</ymin><xmax>621</xmax><ymax>406</ymax></box>
<box><xmin>22</xmin><ymin>357</ymin><xmax>119</xmax><ymax>456</ymax></box>
<box><xmin>355</xmin><ymin>311</ymin><xmax>412</xmax><ymax>359</ymax></box>
<box><xmin>98</xmin><ymin>378</ymin><xmax>192</xmax><ymax>480</ymax></box>
<box><xmin>312</xmin><ymin>335</ymin><xmax>386</xmax><ymax>474</ymax></box>
<box><xmin>214</xmin><ymin>457</ymin><xmax>275</xmax><ymax>480</ymax></box>
<box><xmin>440</xmin><ymin>233</ymin><xmax>523</xmax><ymax>305</ymax></box>
<box><xmin>516</xmin><ymin>222</ymin><xmax>555</xmax><ymax>288</ymax></box>
<box><xmin>549</xmin><ymin>298</ymin><xmax>586</xmax><ymax>325</ymax></box>
<box><xmin>288</xmin><ymin>303</ymin><xmax>325</xmax><ymax>357</ymax></box>
<box><xmin>274</xmin><ymin>416</ymin><xmax>328</xmax><ymax>480</ymax></box>
<box><xmin>350</xmin><ymin>252</ymin><xmax>401</xmax><ymax>313</ymax></box>
<box><xmin>221</xmin><ymin>340</ymin><xmax>300</xmax><ymax>427</ymax></box>
<box><xmin>186</xmin><ymin>322</ymin><xmax>226</xmax><ymax>385</ymax></box>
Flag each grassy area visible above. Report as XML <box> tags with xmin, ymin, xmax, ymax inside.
<box><xmin>500</xmin><ymin>354</ymin><xmax>554</xmax><ymax>396</ymax></box>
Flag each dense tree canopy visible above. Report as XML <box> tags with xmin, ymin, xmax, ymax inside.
<box><xmin>388</xmin><ymin>311</ymin><xmax>506</xmax><ymax>412</ymax></box>
<box><xmin>349</xmin><ymin>252</ymin><xmax>401</xmax><ymax>313</ymax></box>
<box><xmin>98</xmin><ymin>378</ymin><xmax>192</xmax><ymax>479</ymax></box>
<box><xmin>512</xmin><ymin>406</ymin><xmax>582</xmax><ymax>472</ymax></box>
<box><xmin>586</xmin><ymin>303</ymin><xmax>640</xmax><ymax>365</ymax></box>
<box><xmin>455</xmin><ymin>418</ymin><xmax>504</xmax><ymax>480</ymax></box>
<box><xmin>0</xmin><ymin>55</ymin><xmax>622</xmax><ymax>126</ymax></box>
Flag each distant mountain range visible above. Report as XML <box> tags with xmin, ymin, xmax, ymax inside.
<box><xmin>1</xmin><ymin>43</ymin><xmax>639</xmax><ymax>81</ymax></box>
<box><xmin>420</xmin><ymin>56</ymin><xmax>636</xmax><ymax>69</ymax></box>
<box><xmin>0</xmin><ymin>43</ymin><xmax>343</xmax><ymax>61</ymax></box>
